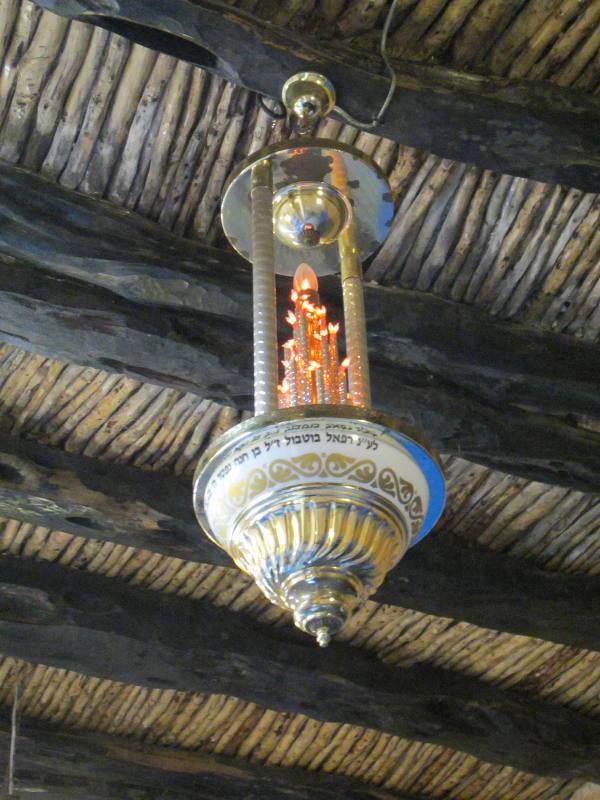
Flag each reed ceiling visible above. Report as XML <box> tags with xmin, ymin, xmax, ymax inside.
<box><xmin>0</xmin><ymin>1</ymin><xmax>599</xmax><ymax>798</ymax></box>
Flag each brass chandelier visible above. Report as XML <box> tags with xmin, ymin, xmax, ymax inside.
<box><xmin>193</xmin><ymin>73</ymin><xmax>445</xmax><ymax>647</ymax></box>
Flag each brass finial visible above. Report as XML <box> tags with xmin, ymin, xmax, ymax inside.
<box><xmin>281</xmin><ymin>72</ymin><xmax>336</xmax><ymax>134</ymax></box>
<box><xmin>316</xmin><ymin>627</ymin><xmax>332</xmax><ymax>648</ymax></box>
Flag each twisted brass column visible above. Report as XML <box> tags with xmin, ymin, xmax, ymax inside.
<box><xmin>251</xmin><ymin>160</ymin><xmax>278</xmax><ymax>415</ymax></box>
<box><xmin>331</xmin><ymin>151</ymin><xmax>371</xmax><ymax>407</ymax></box>
<box><xmin>339</xmin><ymin>227</ymin><xmax>371</xmax><ymax>407</ymax></box>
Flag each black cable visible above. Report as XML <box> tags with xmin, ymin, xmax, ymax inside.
<box><xmin>258</xmin><ymin>95</ymin><xmax>287</xmax><ymax>119</ymax></box>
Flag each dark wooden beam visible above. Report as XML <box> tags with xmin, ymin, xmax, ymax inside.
<box><xmin>0</xmin><ymin>712</ymin><xmax>413</xmax><ymax>800</ymax></box>
<box><xmin>4</xmin><ymin>264</ymin><xmax>600</xmax><ymax>495</ymax></box>
<box><xmin>30</xmin><ymin>0</ymin><xmax>600</xmax><ymax>191</ymax></box>
<box><xmin>1</xmin><ymin>163</ymin><xmax>600</xmax><ymax>491</ymax></box>
<box><xmin>0</xmin><ymin>432</ymin><xmax>219</xmax><ymax>565</ymax></box>
<box><xmin>1</xmin><ymin>431</ymin><xmax>600</xmax><ymax>653</ymax></box>
<box><xmin>1</xmin><ymin>556</ymin><xmax>600</xmax><ymax>780</ymax></box>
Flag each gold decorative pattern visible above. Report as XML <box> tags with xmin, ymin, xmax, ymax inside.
<box><xmin>324</xmin><ymin>454</ymin><xmax>377</xmax><ymax>483</ymax></box>
<box><xmin>225</xmin><ymin>469</ymin><xmax>269</xmax><ymax>508</ymax></box>
<box><xmin>222</xmin><ymin>452</ymin><xmax>424</xmax><ymax>535</ymax></box>
<box><xmin>377</xmin><ymin>467</ymin><xmax>424</xmax><ymax>535</ymax></box>
<box><xmin>269</xmin><ymin>453</ymin><xmax>323</xmax><ymax>482</ymax></box>
<box><xmin>230</xmin><ymin>494</ymin><xmax>411</xmax><ymax>634</ymax></box>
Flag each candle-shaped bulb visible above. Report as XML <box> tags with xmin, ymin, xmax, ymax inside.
<box><xmin>339</xmin><ymin>357</ymin><xmax>350</xmax><ymax>405</ymax></box>
<box><xmin>293</xmin><ymin>263</ymin><xmax>319</xmax><ymax>295</ymax></box>
<box><xmin>279</xmin><ymin>263</ymin><xmax>344</xmax><ymax>409</ymax></box>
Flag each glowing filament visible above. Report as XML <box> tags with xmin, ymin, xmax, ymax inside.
<box><xmin>278</xmin><ymin>264</ymin><xmax>348</xmax><ymax>409</ymax></box>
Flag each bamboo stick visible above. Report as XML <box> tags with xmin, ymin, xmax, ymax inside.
<box><xmin>173</xmin><ymin>81</ymin><xmax>235</xmax><ymax>233</ymax></box>
<box><xmin>0</xmin><ymin>0</ymin><xmax>41</xmax><ymax>125</ymax></box>
<box><xmin>40</xmin><ymin>25</ymin><xmax>109</xmax><ymax>181</ymax></box>
<box><xmin>135</xmin><ymin>61</ymin><xmax>192</xmax><ymax>216</ymax></box>
<box><xmin>193</xmin><ymin>90</ymin><xmax>249</xmax><ymax>239</ymax></box>
<box><xmin>108</xmin><ymin>52</ymin><xmax>175</xmax><ymax>206</ymax></box>
<box><xmin>337</xmin><ymin>0</ymin><xmax>389</xmax><ymax>37</ymax></box>
<box><xmin>0</xmin><ymin>0</ymin><xmax>19</xmax><ymax>67</ymax></box>
<box><xmin>22</xmin><ymin>20</ymin><xmax>93</xmax><ymax>171</ymax></box>
<box><xmin>59</xmin><ymin>33</ymin><xmax>131</xmax><ymax>190</ymax></box>
<box><xmin>80</xmin><ymin>44</ymin><xmax>157</xmax><ymax>196</ymax></box>
<box><xmin>151</xmin><ymin>67</ymin><xmax>207</xmax><ymax>220</ymax></box>
<box><xmin>0</xmin><ymin>12</ymin><xmax>68</xmax><ymax>163</ymax></box>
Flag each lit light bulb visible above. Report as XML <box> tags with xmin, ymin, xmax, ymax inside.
<box><xmin>293</xmin><ymin>263</ymin><xmax>319</xmax><ymax>295</ymax></box>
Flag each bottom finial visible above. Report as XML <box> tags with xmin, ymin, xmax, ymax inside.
<box><xmin>316</xmin><ymin>627</ymin><xmax>331</xmax><ymax>647</ymax></box>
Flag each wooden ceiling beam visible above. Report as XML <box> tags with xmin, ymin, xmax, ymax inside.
<box><xmin>0</xmin><ymin>712</ymin><xmax>413</xmax><ymax>800</ymax></box>
<box><xmin>4</xmin><ymin>263</ymin><xmax>600</xmax><ymax>494</ymax></box>
<box><xmin>1</xmin><ymin>164</ymin><xmax>600</xmax><ymax>492</ymax></box>
<box><xmin>0</xmin><ymin>432</ymin><xmax>218</xmax><ymax>565</ymax></box>
<box><xmin>30</xmin><ymin>0</ymin><xmax>600</xmax><ymax>191</ymax></box>
<box><xmin>1</xmin><ymin>431</ymin><xmax>600</xmax><ymax>653</ymax></box>
<box><xmin>1</xmin><ymin>556</ymin><xmax>600</xmax><ymax>780</ymax></box>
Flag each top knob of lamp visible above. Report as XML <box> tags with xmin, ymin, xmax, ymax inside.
<box><xmin>281</xmin><ymin>72</ymin><xmax>336</xmax><ymax>127</ymax></box>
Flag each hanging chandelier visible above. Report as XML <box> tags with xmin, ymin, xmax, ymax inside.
<box><xmin>193</xmin><ymin>73</ymin><xmax>445</xmax><ymax>647</ymax></box>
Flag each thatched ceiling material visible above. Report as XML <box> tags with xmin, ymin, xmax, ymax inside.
<box><xmin>1</xmin><ymin>3</ymin><xmax>598</xmax><ymax>338</ymax></box>
<box><xmin>1</xmin><ymin>344</ymin><xmax>600</xmax><ymax>710</ymax></box>
<box><xmin>0</xmin><ymin>341</ymin><xmax>599</xmax><ymax>795</ymax></box>
<box><xmin>0</xmin><ymin>657</ymin><xmax>578</xmax><ymax>798</ymax></box>
<box><xmin>246</xmin><ymin>0</ymin><xmax>600</xmax><ymax>92</ymax></box>
<box><xmin>0</xmin><ymin>1</ymin><xmax>599</xmax><ymax>798</ymax></box>
<box><xmin>0</xmin><ymin>342</ymin><xmax>599</xmax><ymax>577</ymax></box>
<box><xmin>3</xmin><ymin>514</ymin><xmax>600</xmax><ymax>725</ymax></box>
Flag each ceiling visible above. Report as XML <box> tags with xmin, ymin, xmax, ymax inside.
<box><xmin>0</xmin><ymin>0</ymin><xmax>599</xmax><ymax>798</ymax></box>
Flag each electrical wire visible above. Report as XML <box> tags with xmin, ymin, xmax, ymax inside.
<box><xmin>333</xmin><ymin>0</ymin><xmax>399</xmax><ymax>130</ymax></box>
<box><xmin>259</xmin><ymin>0</ymin><xmax>398</xmax><ymax>130</ymax></box>
<box><xmin>258</xmin><ymin>95</ymin><xmax>287</xmax><ymax>119</ymax></box>
<box><xmin>5</xmin><ymin>680</ymin><xmax>19</xmax><ymax>797</ymax></box>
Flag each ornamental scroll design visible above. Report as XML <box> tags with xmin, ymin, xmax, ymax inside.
<box><xmin>378</xmin><ymin>468</ymin><xmax>424</xmax><ymax>520</ymax></box>
<box><xmin>222</xmin><ymin>452</ymin><xmax>425</xmax><ymax>535</ymax></box>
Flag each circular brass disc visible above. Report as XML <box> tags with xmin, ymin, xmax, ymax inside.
<box><xmin>221</xmin><ymin>138</ymin><xmax>394</xmax><ymax>277</ymax></box>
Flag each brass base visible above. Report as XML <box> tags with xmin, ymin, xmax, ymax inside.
<box><xmin>230</xmin><ymin>484</ymin><xmax>409</xmax><ymax>643</ymax></box>
<box><xmin>193</xmin><ymin>407</ymin><xmax>445</xmax><ymax>646</ymax></box>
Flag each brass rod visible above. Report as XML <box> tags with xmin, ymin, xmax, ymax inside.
<box><xmin>329</xmin><ymin>151</ymin><xmax>371</xmax><ymax>407</ymax></box>
<box><xmin>339</xmin><ymin>227</ymin><xmax>371</xmax><ymax>407</ymax></box>
<box><xmin>251</xmin><ymin>160</ymin><xmax>278</xmax><ymax>415</ymax></box>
